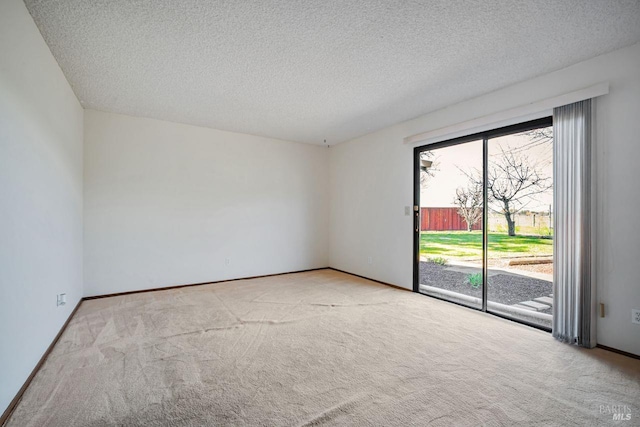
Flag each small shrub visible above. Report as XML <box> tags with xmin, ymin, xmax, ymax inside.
<box><xmin>428</xmin><ymin>256</ymin><xmax>448</xmax><ymax>266</ymax></box>
<box><xmin>467</xmin><ymin>273</ymin><xmax>482</xmax><ymax>289</ymax></box>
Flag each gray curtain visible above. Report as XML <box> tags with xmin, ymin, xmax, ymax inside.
<box><xmin>552</xmin><ymin>99</ymin><xmax>595</xmax><ymax>347</ymax></box>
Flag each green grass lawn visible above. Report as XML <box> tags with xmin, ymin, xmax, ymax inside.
<box><xmin>420</xmin><ymin>231</ymin><xmax>552</xmax><ymax>259</ymax></box>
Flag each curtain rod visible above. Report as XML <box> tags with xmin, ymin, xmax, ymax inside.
<box><xmin>403</xmin><ymin>82</ymin><xmax>609</xmax><ymax>146</ymax></box>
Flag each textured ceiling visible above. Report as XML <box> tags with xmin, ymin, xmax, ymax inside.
<box><xmin>24</xmin><ymin>0</ymin><xmax>640</xmax><ymax>145</ymax></box>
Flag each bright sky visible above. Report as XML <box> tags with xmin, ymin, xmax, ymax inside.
<box><xmin>420</xmin><ymin>130</ymin><xmax>553</xmax><ymax>212</ymax></box>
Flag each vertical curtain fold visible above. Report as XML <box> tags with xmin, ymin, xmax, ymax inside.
<box><xmin>552</xmin><ymin>99</ymin><xmax>594</xmax><ymax>347</ymax></box>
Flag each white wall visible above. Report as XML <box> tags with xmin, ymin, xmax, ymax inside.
<box><xmin>330</xmin><ymin>42</ymin><xmax>640</xmax><ymax>356</ymax></box>
<box><xmin>84</xmin><ymin>110</ymin><xmax>329</xmax><ymax>296</ymax></box>
<box><xmin>0</xmin><ymin>0</ymin><xmax>84</xmax><ymax>416</ymax></box>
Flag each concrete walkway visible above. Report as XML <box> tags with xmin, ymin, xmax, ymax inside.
<box><xmin>514</xmin><ymin>294</ymin><xmax>554</xmax><ymax>312</ymax></box>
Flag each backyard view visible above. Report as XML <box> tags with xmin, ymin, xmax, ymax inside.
<box><xmin>421</xmin><ymin>231</ymin><xmax>552</xmax><ymax>260</ymax></box>
<box><xmin>418</xmin><ymin>125</ymin><xmax>554</xmax><ymax>328</ymax></box>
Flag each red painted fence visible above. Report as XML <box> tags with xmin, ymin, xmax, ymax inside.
<box><xmin>420</xmin><ymin>207</ymin><xmax>482</xmax><ymax>231</ymax></box>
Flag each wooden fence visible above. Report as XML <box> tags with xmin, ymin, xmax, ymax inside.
<box><xmin>420</xmin><ymin>207</ymin><xmax>482</xmax><ymax>231</ymax></box>
<box><xmin>421</xmin><ymin>207</ymin><xmax>552</xmax><ymax>232</ymax></box>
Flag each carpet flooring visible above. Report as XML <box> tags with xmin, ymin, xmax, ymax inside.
<box><xmin>6</xmin><ymin>269</ymin><xmax>640</xmax><ymax>426</ymax></box>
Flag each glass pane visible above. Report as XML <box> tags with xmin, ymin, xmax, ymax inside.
<box><xmin>418</xmin><ymin>140</ymin><xmax>483</xmax><ymax>309</ymax></box>
<box><xmin>486</xmin><ymin>127</ymin><xmax>554</xmax><ymax>328</ymax></box>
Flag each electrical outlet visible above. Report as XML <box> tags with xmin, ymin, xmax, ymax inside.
<box><xmin>225</xmin><ymin>258</ymin><xmax>230</xmax><ymax>266</ymax></box>
<box><xmin>632</xmin><ymin>309</ymin><xmax>640</xmax><ymax>325</ymax></box>
<box><xmin>367</xmin><ymin>256</ymin><xmax>372</xmax><ymax>265</ymax></box>
<box><xmin>56</xmin><ymin>293</ymin><xmax>66</xmax><ymax>307</ymax></box>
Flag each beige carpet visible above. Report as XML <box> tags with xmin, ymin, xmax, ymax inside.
<box><xmin>7</xmin><ymin>269</ymin><xmax>640</xmax><ymax>426</ymax></box>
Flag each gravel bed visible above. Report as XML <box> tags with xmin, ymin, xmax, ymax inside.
<box><xmin>419</xmin><ymin>261</ymin><xmax>553</xmax><ymax>313</ymax></box>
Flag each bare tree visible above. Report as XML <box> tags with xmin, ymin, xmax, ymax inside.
<box><xmin>458</xmin><ymin>127</ymin><xmax>553</xmax><ymax>237</ymax></box>
<box><xmin>483</xmin><ymin>147</ymin><xmax>552</xmax><ymax>236</ymax></box>
<box><xmin>453</xmin><ymin>180</ymin><xmax>483</xmax><ymax>232</ymax></box>
<box><xmin>523</xmin><ymin>128</ymin><xmax>553</xmax><ymax>146</ymax></box>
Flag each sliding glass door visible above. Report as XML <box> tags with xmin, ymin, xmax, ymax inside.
<box><xmin>416</xmin><ymin>139</ymin><xmax>484</xmax><ymax>309</ymax></box>
<box><xmin>486</xmin><ymin>128</ymin><xmax>554</xmax><ymax>328</ymax></box>
<box><xmin>414</xmin><ymin>118</ymin><xmax>554</xmax><ymax>330</ymax></box>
